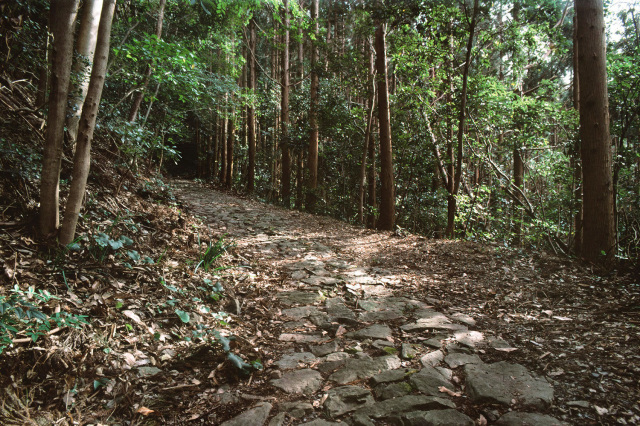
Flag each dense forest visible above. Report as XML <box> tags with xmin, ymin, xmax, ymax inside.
<box><xmin>1</xmin><ymin>0</ymin><xmax>640</xmax><ymax>424</ymax></box>
<box><xmin>1</xmin><ymin>0</ymin><xmax>638</xmax><ymax>266</ymax></box>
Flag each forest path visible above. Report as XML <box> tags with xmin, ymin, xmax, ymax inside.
<box><xmin>170</xmin><ymin>179</ymin><xmax>620</xmax><ymax>425</ymax></box>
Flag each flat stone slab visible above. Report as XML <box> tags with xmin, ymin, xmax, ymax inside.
<box><xmin>444</xmin><ymin>353</ymin><xmax>482</xmax><ymax>368</ymax></box>
<box><xmin>270</xmin><ymin>369</ymin><xmax>323</xmax><ymax>394</ymax></box>
<box><xmin>328</xmin><ymin>355</ymin><xmax>401</xmax><ymax>384</ymax></box>
<box><xmin>454</xmin><ymin>330</ymin><xmax>484</xmax><ymax>347</ymax></box>
<box><xmin>278</xmin><ymin>401</ymin><xmax>314</xmax><ymax>418</ymax></box>
<box><xmin>400</xmin><ymin>409</ymin><xmax>474</xmax><ymax>426</ymax></box>
<box><xmin>275</xmin><ymin>352</ymin><xmax>316</xmax><ymax>369</ymax></box>
<box><xmin>375</xmin><ymin>381</ymin><xmax>413</xmax><ymax>400</ymax></box>
<box><xmin>279</xmin><ymin>333</ymin><xmax>329</xmax><ymax>343</ymax></box>
<box><xmin>303</xmin><ymin>276</ymin><xmax>340</xmax><ymax>286</ymax></box>
<box><xmin>358</xmin><ymin>309</ymin><xmax>403</xmax><ymax>322</ymax></box>
<box><xmin>345</xmin><ymin>324</ymin><xmax>393</xmax><ymax>340</ymax></box>
<box><xmin>465</xmin><ymin>361</ymin><xmax>554</xmax><ymax>409</ymax></box>
<box><xmin>409</xmin><ymin>366</ymin><xmax>454</xmax><ymax>396</ymax></box>
<box><xmin>324</xmin><ymin>385</ymin><xmax>374</xmax><ymax>418</ymax></box>
<box><xmin>495</xmin><ymin>411</ymin><xmax>568</xmax><ymax>425</ymax></box>
<box><xmin>299</xmin><ymin>420</ymin><xmax>342</xmax><ymax>426</ymax></box>
<box><xmin>277</xmin><ymin>291</ymin><xmax>323</xmax><ymax>306</ymax></box>
<box><xmin>353</xmin><ymin>395</ymin><xmax>456</xmax><ymax>420</ymax></box>
<box><xmin>220</xmin><ymin>402</ymin><xmax>272</xmax><ymax>426</ymax></box>
<box><xmin>326</xmin><ymin>297</ymin><xmax>357</xmax><ymax>323</ymax></box>
<box><xmin>311</xmin><ymin>340</ymin><xmax>341</xmax><ymax>357</ymax></box>
<box><xmin>371</xmin><ymin>368</ymin><xmax>410</xmax><ymax>385</ymax></box>
<box><xmin>282</xmin><ymin>306</ymin><xmax>320</xmax><ymax>320</ymax></box>
<box><xmin>420</xmin><ymin>349</ymin><xmax>444</xmax><ymax>367</ymax></box>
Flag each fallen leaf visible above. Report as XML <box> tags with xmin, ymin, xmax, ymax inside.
<box><xmin>123</xmin><ymin>310</ymin><xmax>142</xmax><ymax>324</ymax></box>
<box><xmin>137</xmin><ymin>406</ymin><xmax>155</xmax><ymax>416</ymax></box>
<box><xmin>438</xmin><ymin>386</ymin><xmax>461</xmax><ymax>397</ymax></box>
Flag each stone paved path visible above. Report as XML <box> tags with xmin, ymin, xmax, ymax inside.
<box><xmin>172</xmin><ymin>180</ymin><xmax>566</xmax><ymax>426</ymax></box>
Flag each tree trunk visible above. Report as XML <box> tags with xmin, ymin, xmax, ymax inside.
<box><xmin>39</xmin><ymin>0</ymin><xmax>80</xmax><ymax>237</ymax></box>
<box><xmin>358</xmin><ymin>38</ymin><xmax>375</xmax><ymax>225</ymax></box>
<box><xmin>67</xmin><ymin>0</ymin><xmax>103</xmax><ymax>146</ymax></box>
<box><xmin>306</xmin><ymin>0</ymin><xmax>319</xmax><ymax>212</ymax></box>
<box><xmin>59</xmin><ymin>0</ymin><xmax>116</xmax><ymax>245</ymax></box>
<box><xmin>572</xmin><ymin>13</ymin><xmax>583</xmax><ymax>256</ymax></box>
<box><xmin>127</xmin><ymin>0</ymin><xmax>165</xmax><ymax>123</ymax></box>
<box><xmin>576</xmin><ymin>0</ymin><xmax>615</xmax><ymax>263</ymax></box>
<box><xmin>374</xmin><ymin>22</ymin><xmax>394</xmax><ymax>231</ymax></box>
<box><xmin>447</xmin><ymin>0</ymin><xmax>478</xmax><ymax>238</ymax></box>
<box><xmin>226</xmin><ymin>111</ymin><xmax>235</xmax><ymax>189</ymax></box>
<box><xmin>281</xmin><ymin>0</ymin><xmax>292</xmax><ymax>207</ymax></box>
<box><xmin>366</xmin><ymin>117</ymin><xmax>377</xmax><ymax>229</ymax></box>
<box><xmin>513</xmin><ymin>147</ymin><xmax>524</xmax><ymax>245</ymax></box>
<box><xmin>246</xmin><ymin>18</ymin><xmax>256</xmax><ymax>192</ymax></box>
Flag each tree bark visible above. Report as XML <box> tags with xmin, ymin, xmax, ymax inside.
<box><xmin>358</xmin><ymin>38</ymin><xmax>375</xmax><ymax>225</ymax></box>
<box><xmin>366</xmin><ymin>116</ymin><xmax>377</xmax><ymax>229</ymax></box>
<box><xmin>281</xmin><ymin>0</ymin><xmax>292</xmax><ymax>206</ymax></box>
<box><xmin>226</xmin><ymin>110</ymin><xmax>235</xmax><ymax>189</ymax></box>
<box><xmin>576</xmin><ymin>0</ymin><xmax>616</xmax><ymax>263</ymax></box>
<box><xmin>374</xmin><ymin>22</ymin><xmax>395</xmax><ymax>231</ymax></box>
<box><xmin>67</xmin><ymin>0</ymin><xmax>103</xmax><ymax>146</ymax></box>
<box><xmin>246</xmin><ymin>18</ymin><xmax>256</xmax><ymax>192</ymax></box>
<box><xmin>127</xmin><ymin>0</ymin><xmax>166</xmax><ymax>123</ymax></box>
<box><xmin>39</xmin><ymin>0</ymin><xmax>80</xmax><ymax>237</ymax></box>
<box><xmin>447</xmin><ymin>0</ymin><xmax>478</xmax><ymax>238</ymax></box>
<box><xmin>59</xmin><ymin>0</ymin><xmax>116</xmax><ymax>245</ymax></box>
<box><xmin>306</xmin><ymin>0</ymin><xmax>319</xmax><ymax>212</ymax></box>
<box><xmin>513</xmin><ymin>147</ymin><xmax>524</xmax><ymax>245</ymax></box>
<box><xmin>572</xmin><ymin>13</ymin><xmax>583</xmax><ymax>256</ymax></box>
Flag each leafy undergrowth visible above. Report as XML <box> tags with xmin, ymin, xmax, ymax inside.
<box><xmin>0</xmin><ymin>172</ymin><xmax>263</xmax><ymax>424</ymax></box>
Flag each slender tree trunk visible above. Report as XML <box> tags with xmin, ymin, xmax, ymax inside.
<box><xmin>59</xmin><ymin>0</ymin><xmax>116</xmax><ymax>245</ymax></box>
<box><xmin>374</xmin><ymin>22</ymin><xmax>394</xmax><ymax>231</ymax></box>
<box><xmin>281</xmin><ymin>0</ymin><xmax>292</xmax><ymax>206</ymax></box>
<box><xmin>513</xmin><ymin>147</ymin><xmax>524</xmax><ymax>245</ymax></box>
<box><xmin>39</xmin><ymin>0</ymin><xmax>80</xmax><ymax>237</ymax></box>
<box><xmin>247</xmin><ymin>18</ymin><xmax>257</xmax><ymax>192</ymax></box>
<box><xmin>366</xmin><ymin>117</ymin><xmax>377</xmax><ymax>229</ymax></box>
<box><xmin>447</xmin><ymin>0</ymin><xmax>478</xmax><ymax>238</ymax></box>
<box><xmin>576</xmin><ymin>0</ymin><xmax>615</xmax><ymax>263</ymax></box>
<box><xmin>226</xmin><ymin>111</ymin><xmax>235</xmax><ymax>189</ymax></box>
<box><xmin>358</xmin><ymin>39</ymin><xmax>375</xmax><ymax>225</ymax></box>
<box><xmin>306</xmin><ymin>0</ymin><xmax>319</xmax><ymax>212</ymax></box>
<box><xmin>572</xmin><ymin>14</ymin><xmax>583</xmax><ymax>255</ymax></box>
<box><xmin>127</xmin><ymin>0</ymin><xmax>165</xmax><ymax>123</ymax></box>
<box><xmin>219</xmin><ymin>106</ymin><xmax>228</xmax><ymax>185</ymax></box>
<box><xmin>67</xmin><ymin>0</ymin><xmax>103</xmax><ymax>146</ymax></box>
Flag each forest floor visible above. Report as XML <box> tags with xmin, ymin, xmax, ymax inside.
<box><xmin>0</xmin><ymin>177</ymin><xmax>638</xmax><ymax>425</ymax></box>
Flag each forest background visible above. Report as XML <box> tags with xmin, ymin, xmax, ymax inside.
<box><xmin>1</xmin><ymin>0</ymin><xmax>639</xmax><ymax>266</ymax></box>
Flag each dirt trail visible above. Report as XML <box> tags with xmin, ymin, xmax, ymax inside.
<box><xmin>171</xmin><ymin>179</ymin><xmax>639</xmax><ymax>425</ymax></box>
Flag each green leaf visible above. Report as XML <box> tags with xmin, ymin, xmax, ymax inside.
<box><xmin>175</xmin><ymin>309</ymin><xmax>190</xmax><ymax>323</ymax></box>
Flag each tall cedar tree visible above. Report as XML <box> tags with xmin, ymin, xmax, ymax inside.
<box><xmin>576</xmin><ymin>0</ymin><xmax>616</xmax><ymax>263</ymax></box>
<box><xmin>374</xmin><ymin>22</ymin><xmax>395</xmax><ymax>230</ymax></box>
<box><xmin>306</xmin><ymin>0</ymin><xmax>320</xmax><ymax>212</ymax></box>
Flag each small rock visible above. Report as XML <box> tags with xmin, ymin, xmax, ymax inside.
<box><xmin>354</xmin><ymin>395</ymin><xmax>456</xmax><ymax>420</ymax></box>
<box><xmin>276</xmin><ymin>291</ymin><xmax>323</xmax><ymax>306</ymax></box>
<box><xmin>370</xmin><ymin>369</ymin><xmax>410</xmax><ymax>385</ymax></box>
<box><xmin>299</xmin><ymin>420</ymin><xmax>342</xmax><ymax>426</ymax></box>
<box><xmin>345</xmin><ymin>324</ymin><xmax>393</xmax><ymax>340</ymax></box>
<box><xmin>375</xmin><ymin>381</ymin><xmax>413</xmax><ymax>400</ymax></box>
<box><xmin>220</xmin><ymin>402</ymin><xmax>272</xmax><ymax>426</ymax></box>
<box><xmin>444</xmin><ymin>353</ymin><xmax>482</xmax><ymax>368</ymax></box>
<box><xmin>275</xmin><ymin>352</ymin><xmax>316</xmax><ymax>369</ymax></box>
<box><xmin>328</xmin><ymin>355</ymin><xmax>401</xmax><ymax>384</ymax></box>
<box><xmin>326</xmin><ymin>352</ymin><xmax>350</xmax><ymax>362</ymax></box>
<box><xmin>279</xmin><ymin>333</ymin><xmax>328</xmax><ymax>343</ymax></box>
<box><xmin>268</xmin><ymin>412</ymin><xmax>286</xmax><ymax>426</ymax></box>
<box><xmin>401</xmin><ymin>343</ymin><xmax>419</xmax><ymax>359</ymax></box>
<box><xmin>409</xmin><ymin>366</ymin><xmax>454</xmax><ymax>396</ymax></box>
<box><xmin>420</xmin><ymin>350</ymin><xmax>444</xmax><ymax>367</ymax></box>
<box><xmin>567</xmin><ymin>400</ymin><xmax>590</xmax><ymax>408</ymax></box>
<box><xmin>282</xmin><ymin>306</ymin><xmax>319</xmax><ymax>320</ymax></box>
<box><xmin>465</xmin><ymin>361</ymin><xmax>554</xmax><ymax>409</ymax></box>
<box><xmin>454</xmin><ymin>331</ymin><xmax>484</xmax><ymax>347</ymax></box>
<box><xmin>279</xmin><ymin>401</ymin><xmax>314</xmax><ymax>418</ymax></box>
<box><xmin>311</xmin><ymin>341</ymin><xmax>341</xmax><ymax>357</ymax></box>
<box><xmin>494</xmin><ymin>411</ymin><xmax>568</xmax><ymax>425</ymax></box>
<box><xmin>401</xmin><ymin>409</ymin><xmax>475</xmax><ymax>426</ymax></box>
<box><xmin>424</xmin><ymin>337</ymin><xmax>445</xmax><ymax>349</ymax></box>
<box><xmin>450</xmin><ymin>312</ymin><xmax>477</xmax><ymax>326</ymax></box>
<box><xmin>270</xmin><ymin>369</ymin><xmax>324</xmax><ymax>395</ymax></box>
<box><xmin>136</xmin><ymin>366</ymin><xmax>161</xmax><ymax>377</ymax></box>
<box><xmin>372</xmin><ymin>339</ymin><xmax>395</xmax><ymax>349</ymax></box>
<box><xmin>324</xmin><ymin>386</ymin><xmax>374</xmax><ymax>418</ymax></box>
